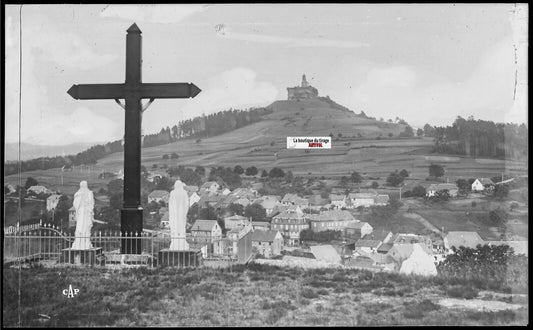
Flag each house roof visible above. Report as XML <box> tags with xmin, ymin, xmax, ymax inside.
<box><xmin>231</xmin><ymin>188</ymin><xmax>257</xmax><ymax>198</ymax></box>
<box><xmin>273</xmin><ymin>207</ymin><xmax>306</xmax><ymax>220</ymax></box>
<box><xmin>224</xmin><ymin>215</ymin><xmax>249</xmax><ymax>221</ymax></box>
<box><xmin>252</xmin><ymin>221</ymin><xmax>270</xmax><ymax>227</ymax></box>
<box><xmin>191</xmin><ymin>219</ymin><xmax>219</xmax><ymax>232</ymax></box>
<box><xmin>184</xmin><ymin>185</ymin><xmax>198</xmax><ymax>192</ymax></box>
<box><xmin>310</xmin><ymin>245</ymin><xmax>341</xmax><ymax>264</ymax></box>
<box><xmin>445</xmin><ymin>231</ymin><xmax>484</xmax><ymax>249</ymax></box>
<box><xmin>387</xmin><ymin>243</ymin><xmax>432</xmax><ymax>264</ymax></box>
<box><xmin>377</xmin><ymin>242</ymin><xmax>393</xmax><ymax>253</ymax></box>
<box><xmin>329</xmin><ymin>194</ymin><xmax>346</xmax><ymax>201</ymax></box>
<box><xmin>354</xmin><ymin>239</ymin><xmax>382</xmax><ymax>248</ymax></box>
<box><xmin>200</xmin><ymin>181</ymin><xmax>219</xmax><ymax>189</ymax></box>
<box><xmin>281</xmin><ymin>193</ymin><xmax>308</xmax><ymax>205</ymax></box>
<box><xmin>353</xmin><ymin>193</ymin><xmax>376</xmax><ymax>199</ymax></box>
<box><xmin>187</xmin><ymin>191</ymin><xmax>199</xmax><ymax>198</ymax></box>
<box><xmin>254</xmin><ymin>196</ymin><xmax>280</xmax><ymax>209</ymax></box>
<box><xmin>476</xmin><ymin>178</ymin><xmax>495</xmax><ymax>185</ymax></box>
<box><xmin>375</xmin><ymin>194</ymin><xmax>390</xmax><ymax>203</ymax></box>
<box><xmin>311</xmin><ymin>210</ymin><xmax>355</xmax><ymax>222</ymax></box>
<box><xmin>28</xmin><ymin>185</ymin><xmax>51</xmax><ymax>192</ymax></box>
<box><xmin>148</xmin><ymin>190</ymin><xmax>169</xmax><ymax>198</ymax></box>
<box><xmin>198</xmin><ymin>194</ymin><xmax>224</xmax><ymax>205</ymax></box>
<box><xmin>391</xmin><ymin>233</ymin><xmax>429</xmax><ymax>244</ymax></box>
<box><xmin>363</xmin><ymin>230</ymin><xmax>392</xmax><ymax>242</ymax></box>
<box><xmin>345</xmin><ymin>221</ymin><xmax>370</xmax><ymax>230</ymax></box>
<box><xmin>428</xmin><ymin>183</ymin><xmax>458</xmax><ymax>191</ymax></box>
<box><xmin>486</xmin><ymin>240</ymin><xmax>528</xmax><ymax>256</ymax></box>
<box><xmin>251</xmin><ymin>230</ymin><xmax>280</xmax><ymax>242</ymax></box>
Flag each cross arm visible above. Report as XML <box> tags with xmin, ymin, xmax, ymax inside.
<box><xmin>139</xmin><ymin>83</ymin><xmax>201</xmax><ymax>99</ymax></box>
<box><xmin>67</xmin><ymin>84</ymin><xmax>125</xmax><ymax>100</ymax></box>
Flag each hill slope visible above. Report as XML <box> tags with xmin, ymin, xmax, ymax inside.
<box><xmin>5</xmin><ymin>97</ymin><xmax>527</xmax><ymax>194</ymax></box>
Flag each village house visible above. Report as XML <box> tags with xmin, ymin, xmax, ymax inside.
<box><xmin>148</xmin><ymin>190</ymin><xmax>170</xmax><ymax>204</ymax></box>
<box><xmin>251</xmin><ymin>230</ymin><xmax>284</xmax><ymax>258</ymax></box>
<box><xmin>251</xmin><ymin>221</ymin><xmax>270</xmax><ymax>231</ymax></box>
<box><xmin>344</xmin><ymin>221</ymin><xmax>373</xmax><ymax>240</ymax></box>
<box><xmin>309</xmin><ymin>210</ymin><xmax>356</xmax><ymax>232</ymax></box>
<box><xmin>329</xmin><ymin>194</ymin><xmax>347</xmax><ymax>209</ymax></box>
<box><xmin>471</xmin><ymin>178</ymin><xmax>495</xmax><ymax>192</ymax></box>
<box><xmin>271</xmin><ymin>205</ymin><xmax>309</xmax><ymax>246</ymax></box>
<box><xmin>443</xmin><ymin>231</ymin><xmax>485</xmax><ymax>252</ymax></box>
<box><xmin>27</xmin><ymin>185</ymin><xmax>52</xmax><ymax>196</ymax></box>
<box><xmin>190</xmin><ymin>220</ymin><xmax>223</xmax><ymax>255</ymax></box>
<box><xmin>199</xmin><ymin>181</ymin><xmax>221</xmax><ymax>194</ymax></box>
<box><xmin>223</xmin><ymin>214</ymin><xmax>251</xmax><ymax>231</ymax></box>
<box><xmin>46</xmin><ymin>194</ymin><xmax>61</xmax><ymax>211</ymax></box>
<box><xmin>426</xmin><ymin>183</ymin><xmax>458</xmax><ymax>197</ymax></box>
<box><xmin>281</xmin><ymin>193</ymin><xmax>310</xmax><ymax>209</ymax></box>
<box><xmin>218</xmin><ymin>222</ymin><xmax>253</xmax><ymax>260</ymax></box>
<box><xmin>253</xmin><ymin>195</ymin><xmax>281</xmax><ymax>216</ymax></box>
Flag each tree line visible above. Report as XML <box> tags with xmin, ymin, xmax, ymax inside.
<box><xmin>430</xmin><ymin>116</ymin><xmax>528</xmax><ymax>160</ymax></box>
<box><xmin>4</xmin><ymin>107</ymin><xmax>273</xmax><ymax>176</ymax></box>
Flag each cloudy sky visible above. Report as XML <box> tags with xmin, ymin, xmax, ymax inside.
<box><xmin>5</xmin><ymin>4</ymin><xmax>528</xmax><ymax>145</ymax></box>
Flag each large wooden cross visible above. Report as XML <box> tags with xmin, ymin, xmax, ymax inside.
<box><xmin>67</xmin><ymin>23</ymin><xmax>201</xmax><ymax>254</ymax></box>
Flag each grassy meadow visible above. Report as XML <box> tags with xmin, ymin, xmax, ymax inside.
<box><xmin>2</xmin><ymin>264</ymin><xmax>528</xmax><ymax>327</ymax></box>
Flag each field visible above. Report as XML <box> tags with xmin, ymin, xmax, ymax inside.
<box><xmin>2</xmin><ymin>264</ymin><xmax>528</xmax><ymax>327</ymax></box>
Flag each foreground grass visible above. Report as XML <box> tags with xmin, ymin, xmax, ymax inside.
<box><xmin>3</xmin><ymin>264</ymin><xmax>528</xmax><ymax>327</ymax></box>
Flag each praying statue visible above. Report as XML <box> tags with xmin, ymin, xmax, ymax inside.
<box><xmin>71</xmin><ymin>181</ymin><xmax>94</xmax><ymax>250</ymax></box>
<box><xmin>168</xmin><ymin>179</ymin><xmax>190</xmax><ymax>250</ymax></box>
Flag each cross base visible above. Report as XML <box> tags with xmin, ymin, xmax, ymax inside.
<box><xmin>121</xmin><ymin>208</ymin><xmax>143</xmax><ymax>254</ymax></box>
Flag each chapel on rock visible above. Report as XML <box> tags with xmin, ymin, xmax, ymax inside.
<box><xmin>287</xmin><ymin>74</ymin><xmax>319</xmax><ymax>100</ymax></box>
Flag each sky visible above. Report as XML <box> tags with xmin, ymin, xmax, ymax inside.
<box><xmin>4</xmin><ymin>4</ymin><xmax>528</xmax><ymax>146</ymax></box>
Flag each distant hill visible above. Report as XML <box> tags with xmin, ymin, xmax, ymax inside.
<box><xmin>5</xmin><ymin>96</ymin><xmax>527</xmax><ymax>194</ymax></box>
<box><xmin>4</xmin><ymin>142</ymin><xmax>102</xmax><ymax>162</ymax></box>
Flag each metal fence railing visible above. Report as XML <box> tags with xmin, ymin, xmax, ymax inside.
<box><xmin>3</xmin><ymin>225</ymin><xmax>253</xmax><ymax>268</ymax></box>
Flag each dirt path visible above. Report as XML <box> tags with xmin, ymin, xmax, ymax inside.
<box><xmin>438</xmin><ymin>298</ymin><xmax>525</xmax><ymax>312</ymax></box>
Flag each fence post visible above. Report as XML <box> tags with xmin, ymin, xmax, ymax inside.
<box><xmin>151</xmin><ymin>232</ymin><xmax>154</xmax><ymax>269</ymax></box>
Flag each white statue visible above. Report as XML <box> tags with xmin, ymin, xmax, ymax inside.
<box><xmin>71</xmin><ymin>181</ymin><xmax>94</xmax><ymax>250</ymax></box>
<box><xmin>168</xmin><ymin>179</ymin><xmax>190</xmax><ymax>250</ymax></box>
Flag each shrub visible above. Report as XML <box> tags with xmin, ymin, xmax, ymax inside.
<box><xmin>301</xmin><ymin>288</ymin><xmax>318</xmax><ymax>299</ymax></box>
<box><xmin>446</xmin><ymin>285</ymin><xmax>478</xmax><ymax>299</ymax></box>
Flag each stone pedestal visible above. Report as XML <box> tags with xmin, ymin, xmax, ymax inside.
<box><xmin>158</xmin><ymin>249</ymin><xmax>202</xmax><ymax>267</ymax></box>
<box><xmin>62</xmin><ymin>248</ymin><xmax>103</xmax><ymax>265</ymax></box>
